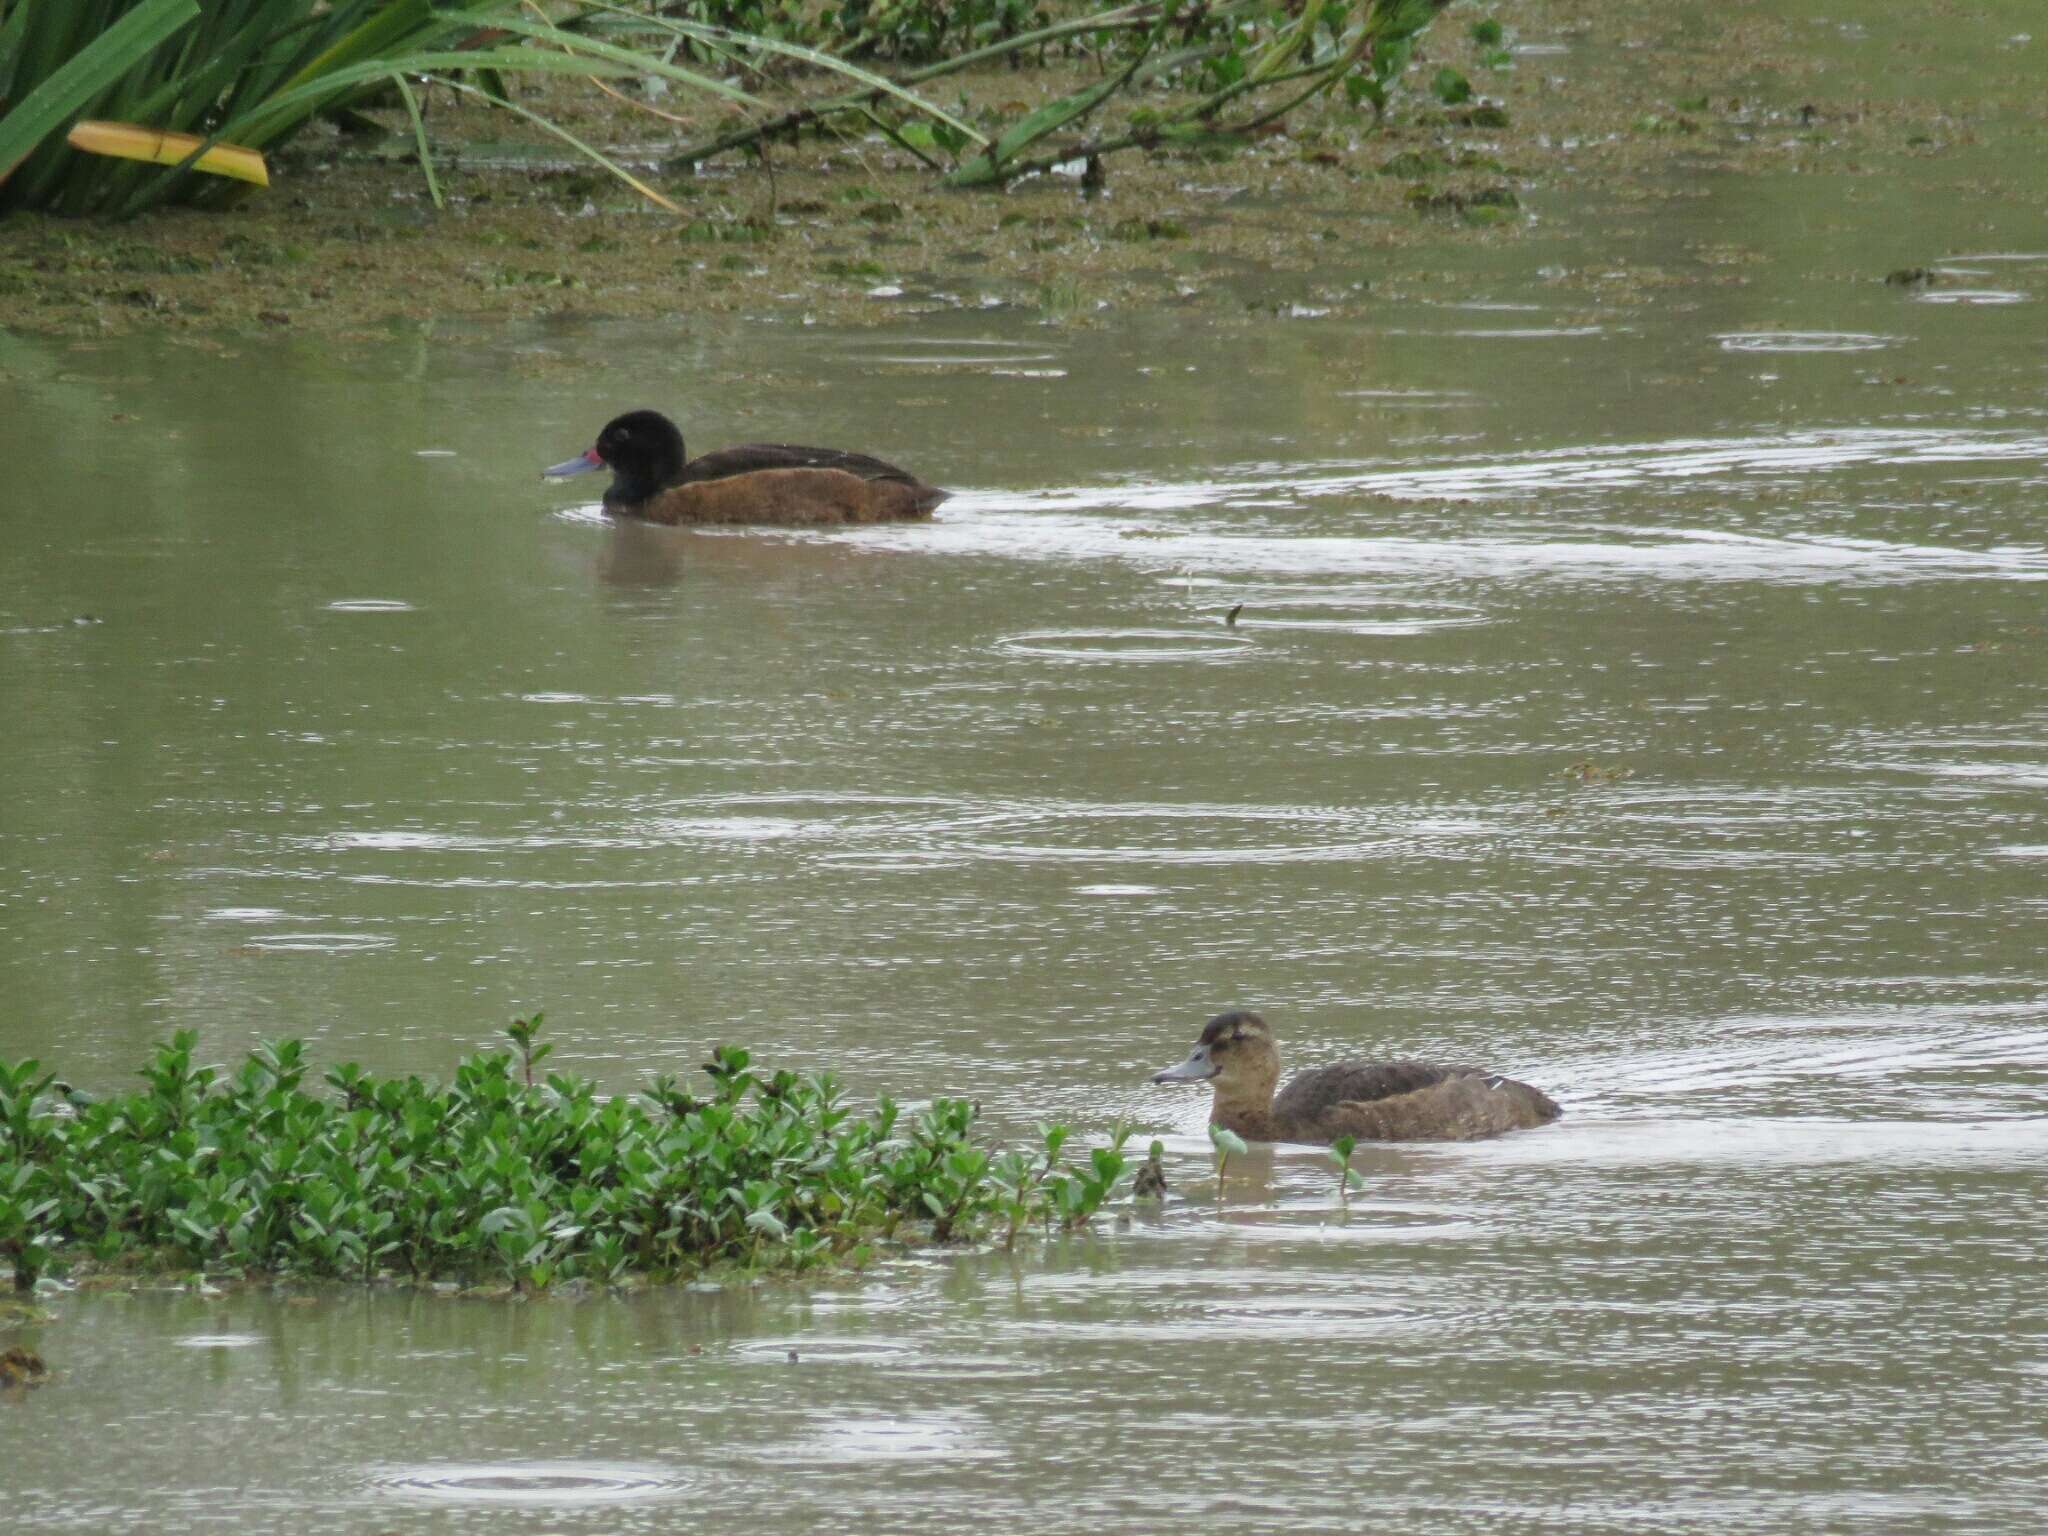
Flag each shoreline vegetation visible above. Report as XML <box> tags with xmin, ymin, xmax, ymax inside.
<box><xmin>0</xmin><ymin>1018</ymin><xmax>1140</xmax><ymax>1296</ymax></box>
<box><xmin>0</xmin><ymin>0</ymin><xmax>1903</xmax><ymax>337</ymax></box>
<box><xmin>2</xmin><ymin>0</ymin><xmax>1455</xmax><ymax>219</ymax></box>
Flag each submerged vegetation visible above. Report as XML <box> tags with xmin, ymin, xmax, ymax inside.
<box><xmin>0</xmin><ymin>1019</ymin><xmax>1133</xmax><ymax>1293</ymax></box>
<box><xmin>0</xmin><ymin>0</ymin><xmax>1452</xmax><ymax>217</ymax></box>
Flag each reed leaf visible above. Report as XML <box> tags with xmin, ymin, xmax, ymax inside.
<box><xmin>0</xmin><ymin>0</ymin><xmax>197</xmax><ymax>187</ymax></box>
<box><xmin>65</xmin><ymin>118</ymin><xmax>267</xmax><ymax>184</ymax></box>
<box><xmin>457</xmin><ymin>13</ymin><xmax>760</xmax><ymax>109</ymax></box>
<box><xmin>391</xmin><ymin>74</ymin><xmax>440</xmax><ymax>210</ymax></box>
<box><xmin>432</xmin><ymin>74</ymin><xmax>680</xmax><ymax>213</ymax></box>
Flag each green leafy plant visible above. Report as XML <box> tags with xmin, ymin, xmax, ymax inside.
<box><xmin>505</xmin><ymin>1013</ymin><xmax>553</xmax><ymax>1088</ymax></box>
<box><xmin>1430</xmin><ymin>65</ymin><xmax>1470</xmax><ymax>104</ymax></box>
<box><xmin>1041</xmin><ymin>1124</ymin><xmax>1132</xmax><ymax>1230</ymax></box>
<box><xmin>1209</xmin><ymin>1122</ymin><xmax>1247</xmax><ymax>1182</ymax></box>
<box><xmin>1328</xmin><ymin>1133</ymin><xmax>1363</xmax><ymax>1208</ymax></box>
<box><xmin>1467</xmin><ymin>15</ymin><xmax>1509</xmax><ymax>69</ymax></box>
<box><xmin>0</xmin><ymin>1019</ymin><xmax>1147</xmax><ymax>1290</ymax></box>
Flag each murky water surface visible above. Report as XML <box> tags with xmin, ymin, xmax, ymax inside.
<box><xmin>5</xmin><ymin>4</ymin><xmax>2048</xmax><ymax>1530</ymax></box>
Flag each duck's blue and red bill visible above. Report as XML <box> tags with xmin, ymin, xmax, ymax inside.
<box><xmin>542</xmin><ymin>447</ymin><xmax>605</xmax><ymax>479</ymax></box>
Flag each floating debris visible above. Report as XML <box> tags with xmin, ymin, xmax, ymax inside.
<box><xmin>1133</xmin><ymin>1144</ymin><xmax>1168</xmax><ymax>1202</ymax></box>
<box><xmin>1562</xmin><ymin>759</ymin><xmax>1633</xmax><ymax>785</ymax></box>
<box><xmin>0</xmin><ymin>1347</ymin><xmax>49</xmax><ymax>1389</ymax></box>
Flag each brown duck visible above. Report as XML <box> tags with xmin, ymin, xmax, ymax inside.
<box><xmin>1150</xmin><ymin>1010</ymin><xmax>1560</xmax><ymax>1144</ymax></box>
<box><xmin>543</xmin><ymin>409</ymin><xmax>948</xmax><ymax>526</ymax></box>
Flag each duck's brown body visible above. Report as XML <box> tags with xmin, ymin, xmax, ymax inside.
<box><xmin>1227</xmin><ymin>1058</ymin><xmax>1559</xmax><ymax>1144</ymax></box>
<box><xmin>1152</xmin><ymin>1011</ymin><xmax>1560</xmax><ymax>1145</ymax></box>
<box><xmin>624</xmin><ymin>461</ymin><xmax>946</xmax><ymax>526</ymax></box>
<box><xmin>546</xmin><ymin>412</ymin><xmax>947</xmax><ymax>527</ymax></box>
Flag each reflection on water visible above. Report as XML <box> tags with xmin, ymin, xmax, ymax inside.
<box><xmin>5</xmin><ymin>0</ymin><xmax>2048</xmax><ymax>1528</ymax></box>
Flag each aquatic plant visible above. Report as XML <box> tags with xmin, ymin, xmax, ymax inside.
<box><xmin>1328</xmin><ymin>1133</ymin><xmax>1363</xmax><ymax>1208</ymax></box>
<box><xmin>1208</xmin><ymin>1121</ymin><xmax>1247</xmax><ymax>1181</ymax></box>
<box><xmin>0</xmin><ymin>1022</ymin><xmax>1137</xmax><ymax>1292</ymax></box>
<box><xmin>1041</xmin><ymin>1124</ymin><xmax>1132</xmax><ymax>1230</ymax></box>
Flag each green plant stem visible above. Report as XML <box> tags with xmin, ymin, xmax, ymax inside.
<box><xmin>977</xmin><ymin>49</ymin><xmax>1360</xmax><ymax>185</ymax></box>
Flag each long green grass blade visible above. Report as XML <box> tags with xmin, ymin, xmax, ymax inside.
<box><xmin>221</xmin><ymin>48</ymin><xmax>676</xmax><ymax>148</ymax></box>
<box><xmin>272</xmin><ymin>0</ymin><xmax>436</xmax><ymax>103</ymax></box>
<box><xmin>431</xmin><ymin>74</ymin><xmax>679</xmax><ymax>212</ymax></box>
<box><xmin>392</xmin><ymin>72</ymin><xmax>442</xmax><ymax>210</ymax></box>
<box><xmin>469</xmin><ymin>15</ymin><xmax>760</xmax><ymax>107</ymax></box>
<box><xmin>0</xmin><ymin>1</ymin><xmax>36</xmax><ymax>104</ymax></box>
<box><xmin>108</xmin><ymin>44</ymin><xmax>665</xmax><ymax>216</ymax></box>
<box><xmin>0</xmin><ymin>0</ymin><xmax>197</xmax><ymax>183</ymax></box>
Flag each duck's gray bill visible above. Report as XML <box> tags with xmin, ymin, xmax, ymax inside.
<box><xmin>1150</xmin><ymin>1046</ymin><xmax>1217</xmax><ymax>1084</ymax></box>
<box><xmin>543</xmin><ymin>449</ymin><xmax>604</xmax><ymax>479</ymax></box>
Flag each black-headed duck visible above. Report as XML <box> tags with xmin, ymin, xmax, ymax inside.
<box><xmin>1150</xmin><ymin>1009</ymin><xmax>1560</xmax><ymax>1144</ymax></box>
<box><xmin>543</xmin><ymin>409</ymin><xmax>948</xmax><ymax>526</ymax></box>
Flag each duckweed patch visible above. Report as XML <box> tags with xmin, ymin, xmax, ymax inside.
<box><xmin>0</xmin><ymin>1021</ymin><xmax>1131</xmax><ymax>1294</ymax></box>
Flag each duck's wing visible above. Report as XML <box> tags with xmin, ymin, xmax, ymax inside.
<box><xmin>1273</xmin><ymin>1060</ymin><xmax>1470</xmax><ymax>1125</ymax></box>
<box><xmin>679</xmin><ymin>443</ymin><xmax>929</xmax><ymax>486</ymax></box>
<box><xmin>1285</xmin><ymin>1062</ymin><xmax>1560</xmax><ymax>1143</ymax></box>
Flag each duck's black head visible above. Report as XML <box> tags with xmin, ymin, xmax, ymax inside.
<box><xmin>543</xmin><ymin>409</ymin><xmax>688</xmax><ymax>507</ymax></box>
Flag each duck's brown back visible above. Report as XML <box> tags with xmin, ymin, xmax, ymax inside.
<box><xmin>634</xmin><ymin>467</ymin><xmax>944</xmax><ymax>526</ymax></box>
<box><xmin>1274</xmin><ymin>1060</ymin><xmax>1560</xmax><ymax>1143</ymax></box>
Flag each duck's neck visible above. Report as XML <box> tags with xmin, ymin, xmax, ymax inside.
<box><xmin>604</xmin><ymin>436</ymin><xmax>689</xmax><ymax>509</ymax></box>
<box><xmin>604</xmin><ymin>463</ymin><xmax>673</xmax><ymax>510</ymax></box>
<box><xmin>1209</xmin><ymin>1085</ymin><xmax>1277</xmax><ymax>1143</ymax></box>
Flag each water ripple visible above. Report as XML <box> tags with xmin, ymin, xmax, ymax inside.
<box><xmin>992</xmin><ymin>627</ymin><xmax>1253</xmax><ymax>663</ymax></box>
<box><xmin>365</xmin><ymin>1461</ymin><xmax>691</xmax><ymax>1506</ymax></box>
<box><xmin>1717</xmin><ymin>331</ymin><xmax>1897</xmax><ymax>352</ymax></box>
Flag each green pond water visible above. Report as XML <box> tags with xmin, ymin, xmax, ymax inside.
<box><xmin>5</xmin><ymin>5</ymin><xmax>2048</xmax><ymax>1531</ymax></box>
